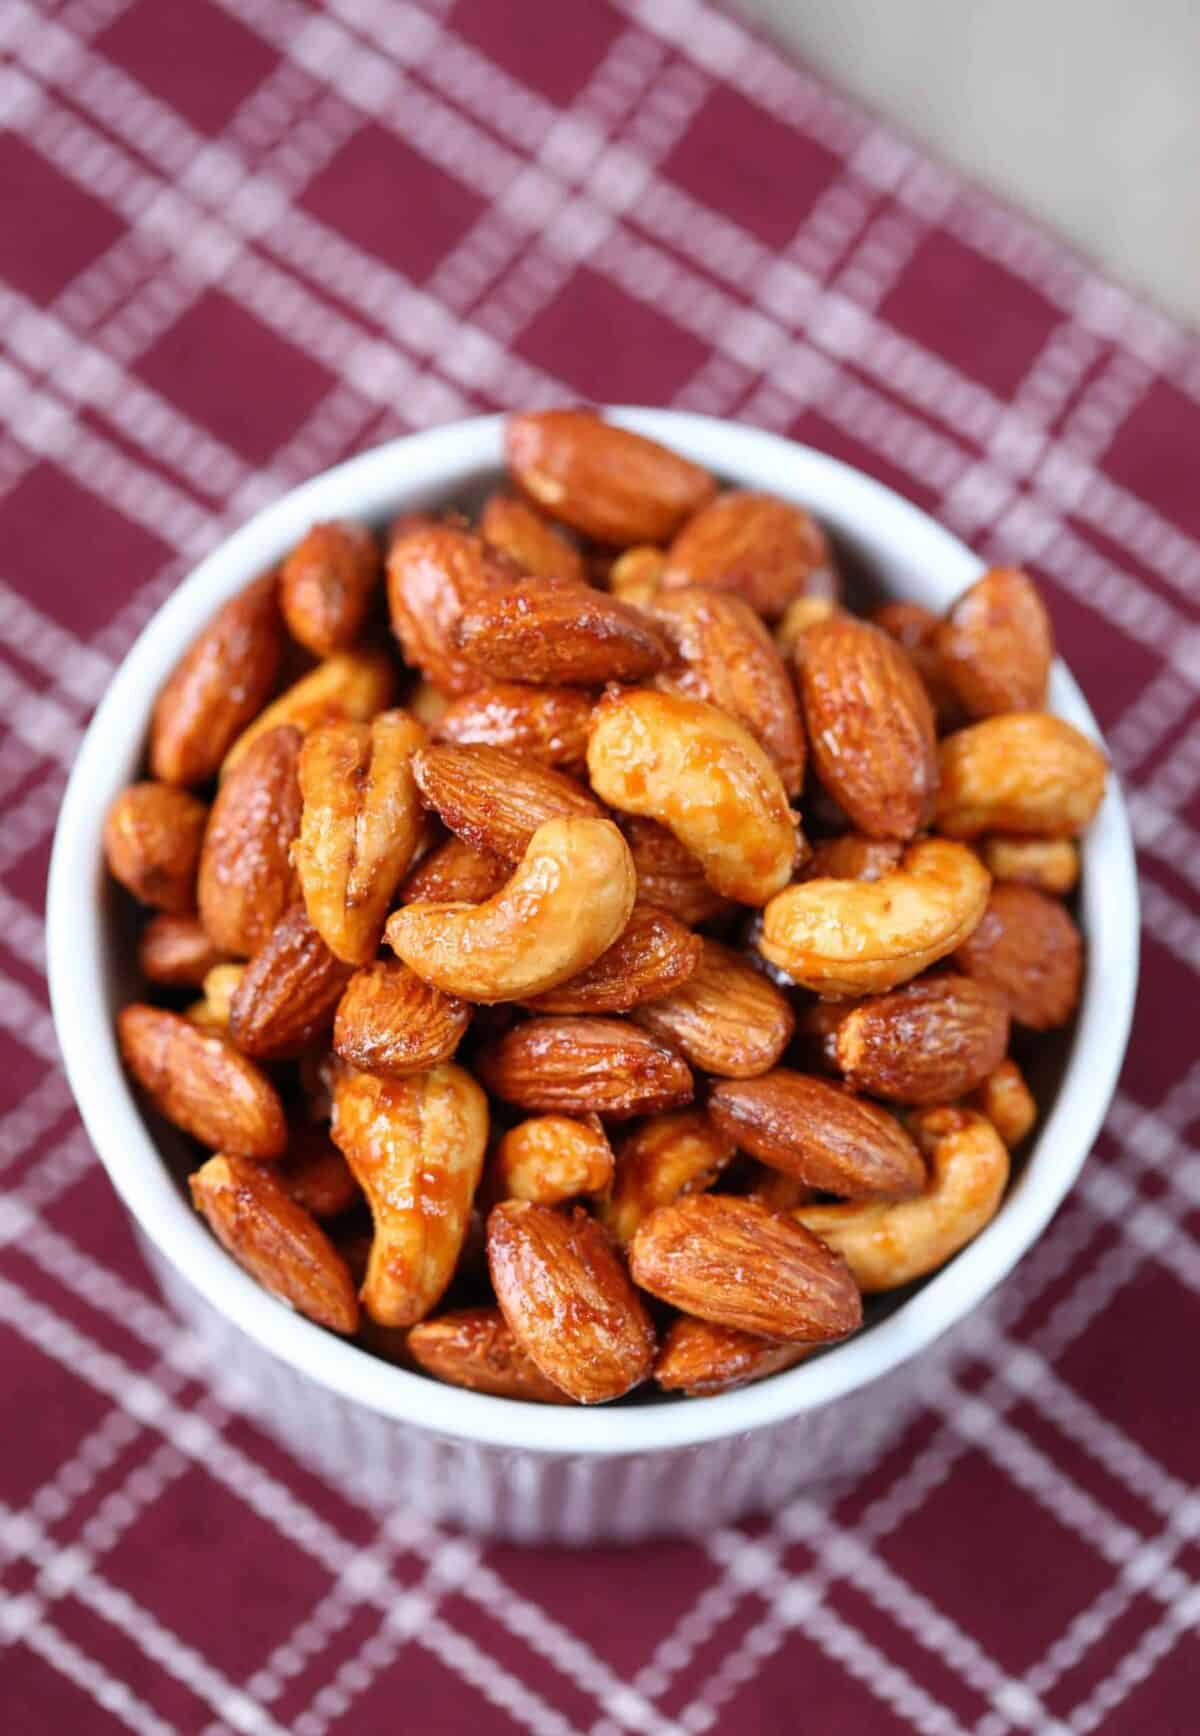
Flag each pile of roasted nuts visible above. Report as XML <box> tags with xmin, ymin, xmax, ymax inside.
<box><xmin>105</xmin><ymin>409</ymin><xmax>1108</xmax><ymax>1405</ymax></box>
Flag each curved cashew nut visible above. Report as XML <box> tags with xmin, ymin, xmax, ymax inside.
<box><xmin>759</xmin><ymin>837</ymin><xmax>990</xmax><ymax>996</ymax></box>
<box><xmin>586</xmin><ymin>688</ymin><xmax>797</xmax><ymax>905</ymax></box>
<box><xmin>384</xmin><ymin>816</ymin><xmax>636</xmax><ymax>1002</ymax></box>
<box><xmin>936</xmin><ymin>712</ymin><xmax>1107</xmax><ymax>838</ymax></box>
<box><xmin>331</xmin><ymin>1061</ymin><xmax>488</xmax><ymax>1327</ymax></box>
<box><xmin>794</xmin><ymin>1106</ymin><xmax>1009</xmax><ymax>1292</ymax></box>
<box><xmin>491</xmin><ymin>1114</ymin><xmax>613</xmax><ymax>1205</ymax></box>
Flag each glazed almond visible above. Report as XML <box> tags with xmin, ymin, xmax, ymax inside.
<box><xmin>954</xmin><ymin>883</ymin><xmax>1083</xmax><ymax>1029</ymax></box>
<box><xmin>662</xmin><ymin>490</ymin><xmax>837</xmax><ymax>620</ymax></box>
<box><xmin>455</xmin><ymin>580</ymin><xmax>667</xmax><ymax>686</ymax></box>
<box><xmin>138</xmin><ymin>914</ymin><xmax>228</xmax><ymax>988</ymax></box>
<box><xmin>601</xmin><ymin>1109</ymin><xmax>735</xmax><ymax>1245</ymax></box>
<box><xmin>434</xmin><ymin>683</ymin><xmax>593</xmax><ymax>773</ymax></box>
<box><xmin>631</xmin><ymin>937</ymin><xmax>794</xmax><ymax>1078</ymax></box>
<box><xmin>525</xmin><ymin>903</ymin><xmax>702</xmax><ymax>1015</ymax></box>
<box><xmin>228</xmin><ymin>905</ymin><xmax>352</xmax><ymax>1060</ymax></box>
<box><xmin>399</xmin><ymin>835</ymin><xmax>509</xmax><ymax>905</ymax></box>
<box><xmin>412</xmin><ymin>743</ymin><xmax>602</xmax><ymax>865</ymax></box>
<box><xmin>480</xmin><ymin>492</ymin><xmax>587</xmax><ymax>584</ymax></box>
<box><xmin>197</xmin><ymin>725</ymin><xmax>303</xmax><ymax>958</ymax></box>
<box><xmin>832</xmin><ymin>973</ymin><xmax>1010</xmax><ymax>1105</ymax></box>
<box><xmin>387</xmin><ymin>521</ymin><xmax>524</xmax><ymax>695</ymax></box>
<box><xmin>622</xmin><ymin>818</ymin><xmax>734</xmax><ymax>927</ymax></box>
<box><xmin>333</xmin><ymin>958</ymin><xmax>471</xmax><ymax>1077</ymax></box>
<box><xmin>656</xmin><ymin>1316</ymin><xmax>811</xmax><ymax>1397</ymax></box>
<box><xmin>408</xmin><ymin>1305</ymin><xmax>573</xmax><ymax>1402</ymax></box>
<box><xmin>476</xmin><ymin>1016</ymin><xmax>693</xmax><ymax>1119</ymax></box>
<box><xmin>104</xmin><ymin>782</ymin><xmax>207</xmax><ymax>914</ymax></box>
<box><xmin>280</xmin><ymin>520</ymin><xmax>380</xmax><ymax>657</ymax></box>
<box><xmin>936</xmin><ymin>567</ymin><xmax>1053</xmax><ymax>718</ymax></box>
<box><xmin>118</xmin><ymin>1004</ymin><xmax>286</xmax><ymax>1158</ymax></box>
<box><xmin>488</xmin><ymin>1201</ymin><xmax>655</xmax><ymax>1403</ymax></box>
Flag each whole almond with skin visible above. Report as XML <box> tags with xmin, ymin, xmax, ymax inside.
<box><xmin>118</xmin><ymin>1004</ymin><xmax>286</xmax><ymax>1158</ymax></box>
<box><xmin>400</xmin><ymin>835</ymin><xmax>509</xmax><ymax>905</ymax></box>
<box><xmin>622</xmin><ymin>818</ymin><xmax>734</xmax><ymax>927</ymax></box>
<box><xmin>190</xmin><ymin>1154</ymin><xmax>358</xmax><ymax>1333</ymax></box>
<box><xmin>630</xmin><ymin>1193</ymin><xmax>862</xmax><ymax>1343</ymax></box>
<box><xmin>476</xmin><ymin>1016</ymin><xmax>694</xmax><ymax>1119</ymax></box>
<box><xmin>479</xmin><ymin>492</ymin><xmax>587</xmax><ymax>585</ymax></box>
<box><xmin>872</xmin><ymin>599</ymin><xmax>962</xmax><ymax>728</ymax></box>
<box><xmin>434</xmin><ymin>683</ymin><xmax>593</xmax><ymax>773</ymax></box>
<box><xmin>197</xmin><ymin>725</ymin><xmax>303</xmax><ymax>957</ymax></box>
<box><xmin>601</xmin><ymin>1108</ymin><xmax>735</xmax><ymax>1245</ymax></box>
<box><xmin>487</xmin><ymin>1201</ymin><xmax>656</xmax><ymax>1403</ymax></box>
<box><xmin>801</xmin><ymin>615</ymin><xmax>938</xmax><ymax>839</ymax></box>
<box><xmin>387</xmin><ymin>521</ymin><xmax>523</xmax><ymax>695</ymax></box>
<box><xmin>408</xmin><ymin>1305</ymin><xmax>573</xmax><ymax>1403</ymax></box>
<box><xmin>104</xmin><ymin>782</ymin><xmax>207</xmax><ymax>914</ymax></box>
<box><xmin>632</xmin><ymin>937</ymin><xmax>794</xmax><ymax>1078</ymax></box>
<box><xmin>280</xmin><ymin>520</ymin><xmax>381</xmax><ymax>656</ymax></box>
<box><xmin>295</xmin><ymin>710</ymin><xmax>427</xmax><ymax>965</ymax></box>
<box><xmin>454</xmin><ymin>580</ymin><xmax>667</xmax><ymax>687</ymax></box>
<box><xmin>709</xmin><ymin>1071</ymin><xmax>925</xmax><ymax>1199</ymax></box>
<box><xmin>524</xmin><ymin>903</ymin><xmax>702</xmax><ymax>1014</ymax></box>
<box><xmin>150</xmin><ymin>572</ymin><xmax>283</xmax><ymax>786</ymax></box>
<box><xmin>412</xmin><ymin>743</ymin><xmax>602</xmax><ymax>864</ymax></box>
<box><xmin>138</xmin><ymin>914</ymin><xmax>228</xmax><ymax>987</ymax></box>
<box><xmin>662</xmin><ymin>490</ymin><xmax>838</xmax><ymax>620</ymax></box>
<box><xmin>936</xmin><ymin>567</ymin><xmax>1053</xmax><ymax>718</ymax></box>
<box><xmin>229</xmin><ymin>905</ymin><xmax>353</xmax><ymax>1060</ymax></box>
<box><xmin>954</xmin><ymin>883</ymin><xmax>1083</xmax><ymax>1029</ymax></box>
<box><xmin>650</xmin><ymin>586</ymin><xmax>807</xmax><ymax>795</ymax></box>
<box><xmin>800</xmin><ymin>834</ymin><xmax>904</xmax><ymax>884</ymax></box>
<box><xmin>277</xmin><ymin>1127</ymin><xmax>361</xmax><ymax>1219</ymax></box>
<box><xmin>221</xmin><ymin>649</ymin><xmax>396</xmax><ymax>777</ymax></box>
<box><xmin>333</xmin><ymin>958</ymin><xmax>471</xmax><ymax>1077</ymax></box>
<box><xmin>506</xmin><ymin>409</ymin><xmax>715</xmax><ymax>546</ymax></box>
<box><xmin>832</xmin><ymin>973</ymin><xmax>1010</xmax><ymax>1105</ymax></box>
<box><xmin>936</xmin><ymin>713</ymin><xmax>1107</xmax><ymax>838</ymax></box>
<box><xmin>655</xmin><ymin>1316</ymin><xmax>811</xmax><ymax>1397</ymax></box>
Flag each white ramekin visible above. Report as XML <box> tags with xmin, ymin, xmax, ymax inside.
<box><xmin>47</xmin><ymin>410</ymin><xmax>1139</xmax><ymax>1544</ymax></box>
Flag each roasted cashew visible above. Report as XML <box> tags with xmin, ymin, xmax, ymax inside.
<box><xmin>759</xmin><ymin>837</ymin><xmax>991</xmax><ymax>996</ymax></box>
<box><xmin>936</xmin><ymin>713</ymin><xmax>1107</xmax><ymax>838</ymax></box>
<box><xmin>794</xmin><ymin>1106</ymin><xmax>1009</xmax><ymax>1292</ymax></box>
<box><xmin>586</xmin><ymin>688</ymin><xmax>797</xmax><ymax>905</ymax></box>
<box><xmin>331</xmin><ymin>1061</ymin><xmax>488</xmax><ymax>1327</ymax></box>
<box><xmin>491</xmin><ymin>1114</ymin><xmax>613</xmax><ymax>1205</ymax></box>
<box><xmin>385</xmin><ymin>816</ymin><xmax>635</xmax><ymax>1003</ymax></box>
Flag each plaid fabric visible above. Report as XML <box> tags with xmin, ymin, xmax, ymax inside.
<box><xmin>2</xmin><ymin>0</ymin><xmax>1199</xmax><ymax>1729</ymax></box>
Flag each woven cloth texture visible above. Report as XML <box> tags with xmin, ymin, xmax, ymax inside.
<box><xmin>2</xmin><ymin>1</ymin><xmax>1198</xmax><ymax>1731</ymax></box>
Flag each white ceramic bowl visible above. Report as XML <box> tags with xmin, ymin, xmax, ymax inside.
<box><xmin>47</xmin><ymin>410</ymin><xmax>1138</xmax><ymax>1543</ymax></box>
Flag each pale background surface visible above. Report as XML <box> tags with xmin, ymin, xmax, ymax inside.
<box><xmin>738</xmin><ymin>0</ymin><xmax>1199</xmax><ymax>327</ymax></box>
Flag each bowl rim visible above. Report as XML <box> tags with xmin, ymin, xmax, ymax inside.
<box><xmin>47</xmin><ymin>408</ymin><xmax>1140</xmax><ymax>1457</ymax></box>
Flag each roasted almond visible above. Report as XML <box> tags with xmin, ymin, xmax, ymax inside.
<box><xmin>222</xmin><ymin>649</ymin><xmax>396</xmax><ymax>776</ymax></box>
<box><xmin>709</xmin><ymin>1071</ymin><xmax>925</xmax><ymax>1199</ymax></box>
<box><xmin>650</xmin><ymin>586</ymin><xmax>807</xmax><ymax>794</ymax></box>
<box><xmin>622</xmin><ymin>817</ymin><xmax>734</xmax><ymax>927</ymax></box>
<box><xmin>118</xmin><ymin>1004</ymin><xmax>286</xmax><ymax>1158</ymax></box>
<box><xmin>655</xmin><ymin>1316</ymin><xmax>811</xmax><ymax>1396</ymax></box>
<box><xmin>454</xmin><ymin>580</ymin><xmax>667</xmax><ymax>686</ymax></box>
<box><xmin>936</xmin><ymin>713</ymin><xmax>1107</xmax><ymax>838</ymax></box>
<box><xmin>197</xmin><ymin>725</ymin><xmax>303</xmax><ymax>957</ymax></box>
<box><xmin>524</xmin><ymin>903</ymin><xmax>702</xmax><ymax>1014</ymax></box>
<box><xmin>408</xmin><ymin>1305</ymin><xmax>573</xmax><ymax>1402</ymax></box>
<box><xmin>411</xmin><ymin>743</ymin><xmax>602</xmax><ymax>864</ymax></box>
<box><xmin>104</xmin><ymin>782</ymin><xmax>207</xmax><ymax>914</ymax></box>
<box><xmin>277</xmin><ymin>1126</ymin><xmax>362</xmax><ymax>1219</ymax></box>
<box><xmin>935</xmin><ymin>567</ymin><xmax>1053</xmax><ymax>718</ymax></box>
<box><xmin>479</xmin><ymin>492</ymin><xmax>586</xmax><ymax>584</ymax></box>
<box><xmin>800</xmin><ymin>834</ymin><xmax>904</xmax><ymax>883</ymax></box>
<box><xmin>387</xmin><ymin>521</ymin><xmax>522</xmax><ymax>695</ymax></box>
<box><xmin>954</xmin><ymin>883</ymin><xmax>1083</xmax><ymax>1029</ymax></box>
<box><xmin>871</xmin><ymin>599</ymin><xmax>961</xmax><ymax>727</ymax></box>
<box><xmin>506</xmin><ymin>409</ymin><xmax>715</xmax><ymax>546</ymax></box>
<box><xmin>476</xmin><ymin>1016</ymin><xmax>694</xmax><ymax>1119</ymax></box>
<box><xmin>662</xmin><ymin>490</ymin><xmax>837</xmax><ymax>620</ymax></box>
<box><xmin>487</xmin><ymin>1201</ymin><xmax>656</xmax><ymax>1403</ymax></box>
<box><xmin>190</xmin><ymin>1154</ymin><xmax>358</xmax><ymax>1333</ymax></box>
<box><xmin>630</xmin><ymin>1193</ymin><xmax>862</xmax><ymax>1343</ymax></box>
<box><xmin>490</xmin><ymin>1114</ymin><xmax>613</xmax><ymax>1205</ymax></box>
<box><xmin>399</xmin><ymin>835</ymin><xmax>509</xmax><ymax>904</ymax></box>
<box><xmin>832</xmin><ymin>973</ymin><xmax>1010</xmax><ymax>1104</ymax></box>
<box><xmin>801</xmin><ymin>615</ymin><xmax>938</xmax><ymax>839</ymax></box>
<box><xmin>150</xmin><ymin>572</ymin><xmax>283</xmax><ymax>786</ymax></box>
<box><xmin>279</xmin><ymin>520</ymin><xmax>381</xmax><ymax>656</ymax></box>
<box><xmin>333</xmin><ymin>958</ymin><xmax>471</xmax><ymax>1077</ymax></box>
<box><xmin>601</xmin><ymin>1108</ymin><xmax>735</xmax><ymax>1245</ymax></box>
<box><xmin>294</xmin><ymin>710</ymin><xmax>427</xmax><ymax>964</ymax></box>
<box><xmin>434</xmin><ymin>682</ymin><xmax>593</xmax><ymax>772</ymax></box>
<box><xmin>631</xmin><ymin>937</ymin><xmax>794</xmax><ymax>1078</ymax></box>
<box><xmin>138</xmin><ymin>914</ymin><xmax>228</xmax><ymax>988</ymax></box>
<box><xmin>228</xmin><ymin>905</ymin><xmax>352</xmax><ymax>1060</ymax></box>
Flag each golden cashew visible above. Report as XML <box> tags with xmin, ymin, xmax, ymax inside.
<box><xmin>331</xmin><ymin>1061</ymin><xmax>488</xmax><ymax>1327</ymax></box>
<box><xmin>187</xmin><ymin>963</ymin><xmax>244</xmax><ymax>1030</ymax></box>
<box><xmin>490</xmin><ymin>1114</ymin><xmax>614</xmax><ymax>1205</ymax></box>
<box><xmin>980</xmin><ymin>835</ymin><xmax>1080</xmax><ymax>896</ymax></box>
<box><xmin>936</xmin><ymin>712</ymin><xmax>1107</xmax><ymax>838</ymax></box>
<box><xmin>759</xmin><ymin>837</ymin><xmax>991</xmax><ymax>996</ymax></box>
<box><xmin>794</xmin><ymin>1106</ymin><xmax>1009</xmax><ymax>1292</ymax></box>
<box><xmin>967</xmin><ymin>1058</ymin><xmax>1037</xmax><ymax>1147</ymax></box>
<box><xmin>384</xmin><ymin>816</ymin><xmax>636</xmax><ymax>1003</ymax></box>
<box><xmin>600</xmin><ymin>1108</ymin><xmax>735</xmax><ymax>1245</ymax></box>
<box><xmin>221</xmin><ymin>649</ymin><xmax>396</xmax><ymax>776</ymax></box>
<box><xmin>586</xmin><ymin>688</ymin><xmax>797</xmax><ymax>905</ymax></box>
